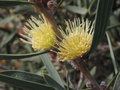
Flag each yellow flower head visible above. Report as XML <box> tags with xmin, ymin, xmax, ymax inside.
<box><xmin>57</xmin><ymin>18</ymin><xmax>93</xmax><ymax>61</ymax></box>
<box><xmin>22</xmin><ymin>15</ymin><xmax>56</xmax><ymax>50</ymax></box>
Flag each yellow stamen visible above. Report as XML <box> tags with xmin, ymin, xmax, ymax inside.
<box><xmin>57</xmin><ymin>18</ymin><xmax>93</xmax><ymax>61</ymax></box>
<box><xmin>23</xmin><ymin>15</ymin><xmax>56</xmax><ymax>50</ymax></box>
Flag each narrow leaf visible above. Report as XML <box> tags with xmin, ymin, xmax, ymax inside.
<box><xmin>113</xmin><ymin>72</ymin><xmax>120</xmax><ymax>90</ymax></box>
<box><xmin>0</xmin><ymin>29</ymin><xmax>19</xmax><ymax>48</ymax></box>
<box><xmin>106</xmin><ymin>32</ymin><xmax>118</xmax><ymax>74</ymax></box>
<box><xmin>107</xmin><ymin>24</ymin><xmax>120</xmax><ymax>31</ymax></box>
<box><xmin>88</xmin><ymin>0</ymin><xmax>98</xmax><ymax>15</ymax></box>
<box><xmin>14</xmin><ymin>5</ymin><xmax>34</xmax><ymax>14</ymax></box>
<box><xmin>0</xmin><ymin>50</ymin><xmax>49</xmax><ymax>60</ymax></box>
<box><xmin>90</xmin><ymin>0</ymin><xmax>114</xmax><ymax>52</ymax></box>
<box><xmin>0</xmin><ymin>70</ymin><xmax>54</xmax><ymax>90</ymax></box>
<box><xmin>44</xmin><ymin>75</ymin><xmax>65</xmax><ymax>90</ymax></box>
<box><xmin>0</xmin><ymin>15</ymin><xmax>16</xmax><ymax>26</ymax></box>
<box><xmin>0</xmin><ymin>1</ymin><xmax>34</xmax><ymax>7</ymax></box>
<box><xmin>65</xmin><ymin>5</ymin><xmax>87</xmax><ymax>15</ymax></box>
<box><xmin>40</xmin><ymin>54</ymin><xmax>65</xmax><ymax>88</ymax></box>
<box><xmin>106</xmin><ymin>72</ymin><xmax>119</xmax><ymax>89</ymax></box>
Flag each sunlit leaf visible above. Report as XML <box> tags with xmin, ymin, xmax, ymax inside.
<box><xmin>65</xmin><ymin>5</ymin><xmax>87</xmax><ymax>15</ymax></box>
<box><xmin>40</xmin><ymin>54</ymin><xmax>65</xmax><ymax>88</ymax></box>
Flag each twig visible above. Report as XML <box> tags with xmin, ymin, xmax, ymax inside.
<box><xmin>33</xmin><ymin>3</ymin><xmax>62</xmax><ymax>41</ymax></box>
<box><xmin>70</xmin><ymin>60</ymin><xmax>102</xmax><ymax>90</ymax></box>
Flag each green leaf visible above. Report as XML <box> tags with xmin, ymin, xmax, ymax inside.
<box><xmin>65</xmin><ymin>5</ymin><xmax>87</xmax><ymax>15</ymax></box>
<box><xmin>40</xmin><ymin>54</ymin><xmax>65</xmax><ymax>88</ymax></box>
<box><xmin>0</xmin><ymin>50</ymin><xmax>49</xmax><ymax>60</ymax></box>
<box><xmin>44</xmin><ymin>75</ymin><xmax>65</xmax><ymax>90</ymax></box>
<box><xmin>90</xmin><ymin>0</ymin><xmax>114</xmax><ymax>52</ymax></box>
<box><xmin>0</xmin><ymin>0</ymin><xmax>34</xmax><ymax>7</ymax></box>
<box><xmin>88</xmin><ymin>0</ymin><xmax>98</xmax><ymax>15</ymax></box>
<box><xmin>0</xmin><ymin>70</ymin><xmax>55</xmax><ymax>90</ymax></box>
<box><xmin>14</xmin><ymin>5</ymin><xmax>34</xmax><ymax>14</ymax></box>
<box><xmin>107</xmin><ymin>24</ymin><xmax>120</xmax><ymax>31</ymax></box>
<box><xmin>84</xmin><ymin>0</ymin><xmax>90</xmax><ymax>8</ymax></box>
<box><xmin>0</xmin><ymin>15</ymin><xmax>16</xmax><ymax>26</ymax></box>
<box><xmin>105</xmin><ymin>73</ymin><xmax>114</xmax><ymax>83</ymax></box>
<box><xmin>106</xmin><ymin>32</ymin><xmax>118</xmax><ymax>74</ymax></box>
<box><xmin>90</xmin><ymin>66</ymin><xmax>96</xmax><ymax>76</ymax></box>
<box><xmin>113</xmin><ymin>72</ymin><xmax>120</xmax><ymax>90</ymax></box>
<box><xmin>106</xmin><ymin>72</ymin><xmax>119</xmax><ymax>89</ymax></box>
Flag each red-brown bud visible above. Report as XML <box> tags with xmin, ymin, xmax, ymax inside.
<box><xmin>28</xmin><ymin>0</ymin><xmax>57</xmax><ymax>10</ymax></box>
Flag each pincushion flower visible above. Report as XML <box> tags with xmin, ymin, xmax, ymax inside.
<box><xmin>57</xmin><ymin>18</ymin><xmax>93</xmax><ymax>61</ymax></box>
<box><xmin>21</xmin><ymin>15</ymin><xmax>56</xmax><ymax>50</ymax></box>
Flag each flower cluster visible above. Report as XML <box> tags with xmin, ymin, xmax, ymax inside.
<box><xmin>22</xmin><ymin>15</ymin><xmax>93</xmax><ymax>61</ymax></box>
<box><xmin>57</xmin><ymin>19</ymin><xmax>93</xmax><ymax>61</ymax></box>
<box><xmin>22</xmin><ymin>15</ymin><xmax>56</xmax><ymax>50</ymax></box>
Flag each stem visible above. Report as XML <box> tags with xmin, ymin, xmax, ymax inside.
<box><xmin>33</xmin><ymin>3</ymin><xmax>62</xmax><ymax>41</ymax></box>
<box><xmin>71</xmin><ymin>60</ymin><xmax>102</xmax><ymax>90</ymax></box>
